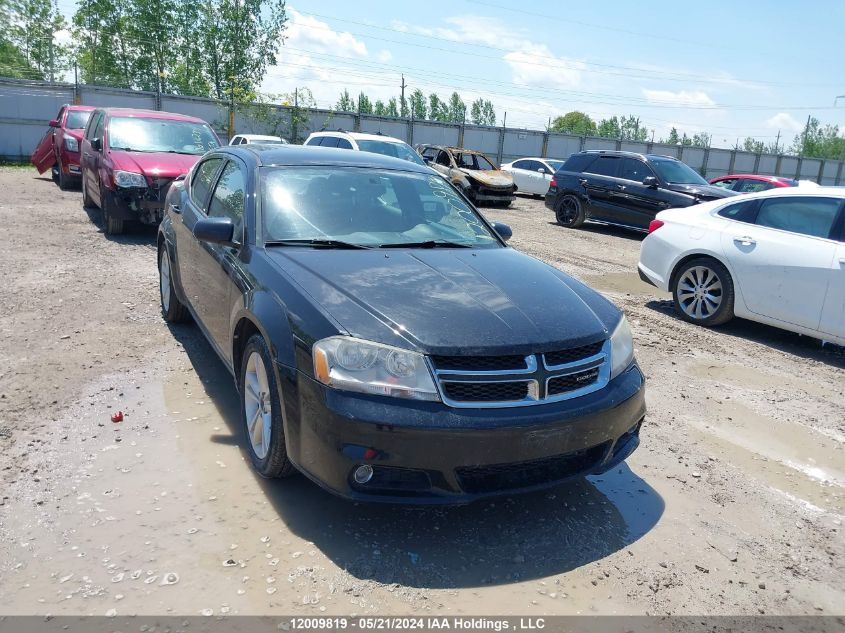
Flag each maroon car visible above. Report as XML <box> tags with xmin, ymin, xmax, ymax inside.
<box><xmin>31</xmin><ymin>105</ymin><xmax>96</xmax><ymax>190</ymax></box>
<box><xmin>80</xmin><ymin>108</ymin><xmax>220</xmax><ymax>235</ymax></box>
<box><xmin>709</xmin><ymin>173</ymin><xmax>798</xmax><ymax>193</ymax></box>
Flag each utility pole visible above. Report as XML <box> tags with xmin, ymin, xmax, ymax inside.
<box><xmin>293</xmin><ymin>87</ymin><xmax>299</xmax><ymax>143</ymax></box>
<box><xmin>774</xmin><ymin>130</ymin><xmax>781</xmax><ymax>154</ymax></box>
<box><xmin>228</xmin><ymin>0</ymin><xmax>241</xmax><ymax>140</ymax></box>
<box><xmin>400</xmin><ymin>74</ymin><xmax>407</xmax><ymax>118</ymax></box>
<box><xmin>73</xmin><ymin>62</ymin><xmax>80</xmax><ymax>104</ymax></box>
<box><xmin>503</xmin><ymin>111</ymin><xmax>507</xmax><ymax>128</ymax></box>
<box><xmin>801</xmin><ymin>114</ymin><xmax>811</xmax><ymax>156</ymax></box>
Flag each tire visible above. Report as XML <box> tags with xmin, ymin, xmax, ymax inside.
<box><xmin>498</xmin><ymin>200</ymin><xmax>512</xmax><ymax>208</ymax></box>
<box><xmin>240</xmin><ymin>334</ymin><xmax>296</xmax><ymax>479</ymax></box>
<box><xmin>51</xmin><ymin>164</ymin><xmax>59</xmax><ymax>185</ymax></box>
<box><xmin>82</xmin><ymin>176</ymin><xmax>94</xmax><ymax>208</ymax></box>
<box><xmin>555</xmin><ymin>195</ymin><xmax>585</xmax><ymax>228</ymax></box>
<box><xmin>101</xmin><ymin>189</ymin><xmax>124</xmax><ymax>235</ymax></box>
<box><xmin>671</xmin><ymin>257</ymin><xmax>735</xmax><ymax>327</ymax></box>
<box><xmin>57</xmin><ymin>161</ymin><xmax>69</xmax><ymax>190</ymax></box>
<box><xmin>158</xmin><ymin>246</ymin><xmax>190</xmax><ymax>323</ymax></box>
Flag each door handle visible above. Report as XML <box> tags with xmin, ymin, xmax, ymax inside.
<box><xmin>733</xmin><ymin>235</ymin><xmax>756</xmax><ymax>245</ymax></box>
<box><xmin>579</xmin><ymin>178</ymin><xmax>589</xmax><ymax>187</ymax></box>
<box><xmin>616</xmin><ymin>184</ymin><xmax>626</xmax><ymax>190</ymax></box>
<box><xmin>170</xmin><ymin>203</ymin><xmax>181</xmax><ymax>214</ymax></box>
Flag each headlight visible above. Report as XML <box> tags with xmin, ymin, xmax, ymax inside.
<box><xmin>63</xmin><ymin>136</ymin><xmax>79</xmax><ymax>152</ymax></box>
<box><xmin>609</xmin><ymin>315</ymin><xmax>635</xmax><ymax>379</ymax></box>
<box><xmin>113</xmin><ymin>170</ymin><xmax>147</xmax><ymax>188</ymax></box>
<box><xmin>313</xmin><ymin>336</ymin><xmax>440</xmax><ymax>401</ymax></box>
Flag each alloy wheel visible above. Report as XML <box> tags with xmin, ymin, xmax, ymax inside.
<box><xmin>677</xmin><ymin>265</ymin><xmax>723</xmax><ymax>320</ymax></box>
<box><xmin>243</xmin><ymin>351</ymin><xmax>272</xmax><ymax>460</ymax></box>
<box><xmin>159</xmin><ymin>250</ymin><xmax>171</xmax><ymax>313</ymax></box>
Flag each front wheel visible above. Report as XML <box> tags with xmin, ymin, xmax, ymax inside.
<box><xmin>158</xmin><ymin>246</ymin><xmax>190</xmax><ymax>323</ymax></box>
<box><xmin>82</xmin><ymin>176</ymin><xmax>94</xmax><ymax>207</ymax></box>
<box><xmin>555</xmin><ymin>195</ymin><xmax>585</xmax><ymax>228</ymax></box>
<box><xmin>101</xmin><ymin>189</ymin><xmax>124</xmax><ymax>235</ymax></box>
<box><xmin>240</xmin><ymin>335</ymin><xmax>296</xmax><ymax>479</ymax></box>
<box><xmin>672</xmin><ymin>258</ymin><xmax>735</xmax><ymax>326</ymax></box>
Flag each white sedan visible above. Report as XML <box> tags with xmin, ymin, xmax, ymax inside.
<box><xmin>638</xmin><ymin>187</ymin><xmax>845</xmax><ymax>345</ymax></box>
<box><xmin>501</xmin><ymin>157</ymin><xmax>564</xmax><ymax>196</ymax></box>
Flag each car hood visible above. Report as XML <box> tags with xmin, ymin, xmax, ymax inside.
<box><xmin>459</xmin><ymin>169</ymin><xmax>514</xmax><ymax>188</ymax></box>
<box><xmin>107</xmin><ymin>150</ymin><xmax>202</xmax><ymax>179</ymax></box>
<box><xmin>66</xmin><ymin>129</ymin><xmax>85</xmax><ymax>142</ymax></box>
<box><xmin>664</xmin><ymin>182</ymin><xmax>737</xmax><ymax>200</ymax></box>
<box><xmin>267</xmin><ymin>248</ymin><xmax>613</xmax><ymax>355</ymax></box>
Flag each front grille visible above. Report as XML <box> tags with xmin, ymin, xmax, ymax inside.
<box><xmin>455</xmin><ymin>443</ymin><xmax>609</xmax><ymax>494</ymax></box>
<box><xmin>547</xmin><ymin>367</ymin><xmax>600</xmax><ymax>395</ymax></box>
<box><xmin>431</xmin><ymin>354</ymin><xmax>527</xmax><ymax>372</ymax></box>
<box><xmin>544</xmin><ymin>341</ymin><xmax>604</xmax><ymax>367</ymax></box>
<box><xmin>356</xmin><ymin>466</ymin><xmax>431</xmax><ymax>494</ymax></box>
<box><xmin>442</xmin><ymin>381</ymin><xmax>530</xmax><ymax>402</ymax></box>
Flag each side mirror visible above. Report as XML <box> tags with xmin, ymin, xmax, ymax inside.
<box><xmin>193</xmin><ymin>217</ymin><xmax>235</xmax><ymax>246</ymax></box>
<box><xmin>491</xmin><ymin>222</ymin><xmax>512</xmax><ymax>242</ymax></box>
<box><xmin>643</xmin><ymin>176</ymin><xmax>659</xmax><ymax>188</ymax></box>
<box><xmin>537</xmin><ymin>167</ymin><xmax>545</xmax><ymax>174</ymax></box>
<box><xmin>91</xmin><ymin>137</ymin><xmax>102</xmax><ymax>152</ymax></box>
<box><xmin>48</xmin><ymin>119</ymin><xmax>60</xmax><ymax>128</ymax></box>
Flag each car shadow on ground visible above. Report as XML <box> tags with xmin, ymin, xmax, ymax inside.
<box><xmin>82</xmin><ymin>204</ymin><xmax>158</xmax><ymax>245</ymax></box>
<box><xmin>168</xmin><ymin>321</ymin><xmax>666</xmax><ymax>589</ymax></box>
<box><xmin>546</xmin><ymin>221</ymin><xmax>645</xmax><ymax>242</ymax></box>
<box><xmin>646</xmin><ymin>299</ymin><xmax>845</xmax><ymax>369</ymax></box>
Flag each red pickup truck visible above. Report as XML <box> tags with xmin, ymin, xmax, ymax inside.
<box><xmin>31</xmin><ymin>105</ymin><xmax>96</xmax><ymax>190</ymax></box>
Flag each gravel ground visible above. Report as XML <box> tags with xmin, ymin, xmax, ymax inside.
<box><xmin>0</xmin><ymin>168</ymin><xmax>842</xmax><ymax>617</ymax></box>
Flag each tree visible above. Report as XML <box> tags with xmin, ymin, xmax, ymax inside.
<box><xmin>469</xmin><ymin>98</ymin><xmax>496</xmax><ymax>126</ymax></box>
<box><xmin>409</xmin><ymin>88</ymin><xmax>426</xmax><ymax>119</ymax></box>
<box><xmin>597</xmin><ymin>116</ymin><xmax>621</xmax><ymax>139</ymax></box>
<box><xmin>550</xmin><ymin>111</ymin><xmax>596</xmax><ymax>136</ymax></box>
<box><xmin>427</xmin><ymin>93</ymin><xmax>449</xmax><ymax>122</ymax></box>
<box><xmin>447</xmin><ymin>91</ymin><xmax>466</xmax><ymax>123</ymax></box>
<box><xmin>357</xmin><ymin>91</ymin><xmax>372</xmax><ymax>114</ymax></box>
<box><xmin>399</xmin><ymin>93</ymin><xmax>409</xmax><ymax>118</ymax></box>
<box><xmin>664</xmin><ymin>127</ymin><xmax>680</xmax><ymax>145</ymax></box>
<box><xmin>6</xmin><ymin>0</ymin><xmax>68</xmax><ymax>80</ymax></box>
<box><xmin>281</xmin><ymin>86</ymin><xmax>314</xmax><ymax>143</ymax></box>
<box><xmin>335</xmin><ymin>89</ymin><xmax>355</xmax><ymax>112</ymax></box>
<box><xmin>619</xmin><ymin>115</ymin><xmax>648</xmax><ymax>141</ymax></box>
<box><xmin>789</xmin><ymin>117</ymin><xmax>845</xmax><ymax>159</ymax></box>
<box><xmin>385</xmin><ymin>97</ymin><xmax>399</xmax><ymax>118</ymax></box>
<box><xmin>691</xmin><ymin>132</ymin><xmax>711</xmax><ymax>148</ymax></box>
<box><xmin>125</xmin><ymin>0</ymin><xmax>179</xmax><ymax>93</ymax></box>
<box><xmin>373</xmin><ymin>99</ymin><xmax>385</xmax><ymax>116</ymax></box>
<box><xmin>72</xmin><ymin>0</ymin><xmax>134</xmax><ymax>87</ymax></box>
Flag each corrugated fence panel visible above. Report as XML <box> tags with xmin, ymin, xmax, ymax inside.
<box><xmin>800</xmin><ymin>159</ymin><xmax>822</xmax><ymax>179</ymax></box>
<box><xmin>164</xmin><ymin>97</ymin><xmax>226</xmax><ymax>127</ymax></box>
<box><xmin>821</xmin><ymin>161</ymin><xmax>839</xmax><ymax>185</ymax></box>
<box><xmin>546</xmin><ymin>135</ymin><xmax>582</xmax><ymax>159</ymax></box>
<box><xmin>779</xmin><ymin>156</ymin><xmax>799</xmax><ymax>178</ymax></box>
<box><xmin>681</xmin><ymin>147</ymin><xmax>706</xmax><ymax>172</ymax></box>
<box><xmin>583</xmin><ymin>137</ymin><xmax>617</xmax><ymax>151</ymax></box>
<box><xmin>733</xmin><ymin>152</ymin><xmax>757</xmax><ymax>173</ymax></box>
<box><xmin>462</xmin><ymin>127</ymin><xmax>500</xmax><ymax>156</ymax></box>
<box><xmin>359</xmin><ymin>116</ymin><xmax>408</xmax><ymax>140</ymax></box>
<box><xmin>412</xmin><ymin>121</ymin><xmax>460</xmax><ymax>147</ymax></box>
<box><xmin>651</xmin><ymin>144</ymin><xmax>680</xmax><ymax>158</ymax></box>
<box><xmin>0</xmin><ymin>82</ymin><xmax>74</xmax><ymax>160</ymax></box>
<box><xmin>620</xmin><ymin>141</ymin><xmax>648</xmax><ymax>153</ymax></box>
<box><xmin>80</xmin><ymin>86</ymin><xmax>156</xmax><ymax>109</ymax></box>
<box><xmin>757</xmin><ymin>155</ymin><xmax>778</xmax><ymax>175</ymax></box>
<box><xmin>706</xmin><ymin>149</ymin><xmax>733</xmax><ymax>177</ymax></box>
<box><xmin>502</xmin><ymin>130</ymin><xmax>543</xmax><ymax>163</ymax></box>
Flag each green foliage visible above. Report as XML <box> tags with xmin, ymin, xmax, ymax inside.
<box><xmin>357</xmin><ymin>91</ymin><xmax>372</xmax><ymax>114</ymax></box>
<box><xmin>427</xmin><ymin>93</ymin><xmax>449</xmax><ymax>122</ymax></box>
<box><xmin>447</xmin><ymin>91</ymin><xmax>465</xmax><ymax>123</ymax></box>
<box><xmin>409</xmin><ymin>88</ymin><xmax>426</xmax><ymax>119</ymax></box>
<box><xmin>469</xmin><ymin>98</ymin><xmax>496</xmax><ymax>126</ymax></box>
<box><xmin>789</xmin><ymin>117</ymin><xmax>845</xmax><ymax>159</ymax></box>
<box><xmin>386</xmin><ymin>97</ymin><xmax>399</xmax><ymax>118</ymax></box>
<box><xmin>550</xmin><ymin>111</ymin><xmax>596</xmax><ymax>136</ymax></box>
<box><xmin>2</xmin><ymin>0</ymin><xmax>67</xmax><ymax>80</ymax></box>
<box><xmin>335</xmin><ymin>89</ymin><xmax>354</xmax><ymax>112</ymax></box>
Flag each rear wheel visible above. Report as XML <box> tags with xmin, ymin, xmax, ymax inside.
<box><xmin>555</xmin><ymin>195</ymin><xmax>585</xmax><ymax>228</ymax></box>
<box><xmin>671</xmin><ymin>257</ymin><xmax>735</xmax><ymax>326</ymax></box>
<box><xmin>101</xmin><ymin>189</ymin><xmax>124</xmax><ymax>236</ymax></box>
<box><xmin>158</xmin><ymin>246</ymin><xmax>190</xmax><ymax>323</ymax></box>
<box><xmin>240</xmin><ymin>335</ymin><xmax>295</xmax><ymax>478</ymax></box>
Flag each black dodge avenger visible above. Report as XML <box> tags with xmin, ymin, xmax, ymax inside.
<box><xmin>157</xmin><ymin>145</ymin><xmax>645</xmax><ymax>503</ymax></box>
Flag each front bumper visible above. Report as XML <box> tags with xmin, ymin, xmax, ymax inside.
<box><xmin>107</xmin><ymin>181</ymin><xmax>174</xmax><ymax>224</ymax></box>
<box><xmin>282</xmin><ymin>363</ymin><xmax>646</xmax><ymax>504</ymax></box>
<box><xmin>470</xmin><ymin>184</ymin><xmax>516</xmax><ymax>203</ymax></box>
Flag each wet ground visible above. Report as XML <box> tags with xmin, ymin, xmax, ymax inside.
<box><xmin>0</xmin><ymin>171</ymin><xmax>842</xmax><ymax>616</ymax></box>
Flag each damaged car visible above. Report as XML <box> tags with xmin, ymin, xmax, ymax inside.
<box><xmin>417</xmin><ymin>144</ymin><xmax>516</xmax><ymax>207</ymax></box>
<box><xmin>30</xmin><ymin>104</ymin><xmax>95</xmax><ymax>190</ymax></box>
<box><xmin>80</xmin><ymin>108</ymin><xmax>220</xmax><ymax>235</ymax></box>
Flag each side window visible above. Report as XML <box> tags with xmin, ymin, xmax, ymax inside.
<box><xmin>305</xmin><ymin>136</ymin><xmax>321</xmax><ymax>146</ymax></box>
<box><xmin>562</xmin><ymin>153</ymin><xmax>596</xmax><ymax>173</ymax></box>
<box><xmin>208</xmin><ymin>161</ymin><xmax>246</xmax><ymax>241</ymax></box>
<box><xmin>512</xmin><ymin>160</ymin><xmax>528</xmax><ymax>170</ymax></box>
<box><xmin>56</xmin><ymin>106</ymin><xmax>66</xmax><ymax>125</ymax></box>
<box><xmin>712</xmin><ymin>178</ymin><xmax>737</xmax><ymax>190</ymax></box>
<box><xmin>320</xmin><ymin>137</ymin><xmax>338</xmax><ymax>148</ymax></box>
<box><xmin>524</xmin><ymin>160</ymin><xmax>542</xmax><ymax>172</ymax></box>
<box><xmin>737</xmin><ymin>179</ymin><xmax>773</xmax><ymax>193</ymax></box>
<box><xmin>85</xmin><ymin>112</ymin><xmax>102</xmax><ymax>140</ymax></box>
<box><xmin>421</xmin><ymin>147</ymin><xmax>438</xmax><ymax>160</ymax></box>
<box><xmin>190</xmin><ymin>158</ymin><xmax>222</xmax><ymax>211</ymax></box>
<box><xmin>586</xmin><ymin>156</ymin><xmax>621</xmax><ymax>178</ymax></box>
<box><xmin>93</xmin><ymin>114</ymin><xmax>105</xmax><ymax>140</ymax></box>
<box><xmin>620</xmin><ymin>158</ymin><xmax>654</xmax><ymax>182</ymax></box>
<box><xmin>336</xmin><ymin>138</ymin><xmax>353</xmax><ymax>150</ymax></box>
<box><xmin>436</xmin><ymin>150</ymin><xmax>451</xmax><ymax>166</ymax></box>
<box><xmin>717</xmin><ymin>199</ymin><xmax>758</xmax><ymax>223</ymax></box>
<box><xmin>755</xmin><ymin>197</ymin><xmax>841</xmax><ymax>239</ymax></box>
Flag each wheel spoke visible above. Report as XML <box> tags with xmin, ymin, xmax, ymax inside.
<box><xmin>244</xmin><ymin>372</ymin><xmax>260</xmax><ymax>404</ymax></box>
<box><xmin>250</xmin><ymin>408</ymin><xmax>263</xmax><ymax>448</ymax></box>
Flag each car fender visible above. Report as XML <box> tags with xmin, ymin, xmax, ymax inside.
<box><xmin>232</xmin><ymin>290</ymin><xmax>297</xmax><ymax>371</ymax></box>
<box><xmin>667</xmin><ymin>247</ymin><xmax>749</xmax><ymax>314</ymax></box>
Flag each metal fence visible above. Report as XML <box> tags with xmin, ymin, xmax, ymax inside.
<box><xmin>2</xmin><ymin>77</ymin><xmax>843</xmax><ymax>184</ymax></box>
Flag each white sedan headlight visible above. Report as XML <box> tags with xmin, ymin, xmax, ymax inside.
<box><xmin>113</xmin><ymin>170</ymin><xmax>147</xmax><ymax>188</ymax></box>
<box><xmin>313</xmin><ymin>336</ymin><xmax>440</xmax><ymax>401</ymax></box>
<box><xmin>609</xmin><ymin>315</ymin><xmax>635</xmax><ymax>379</ymax></box>
<box><xmin>63</xmin><ymin>136</ymin><xmax>79</xmax><ymax>152</ymax></box>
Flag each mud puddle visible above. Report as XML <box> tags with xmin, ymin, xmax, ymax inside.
<box><xmin>584</xmin><ymin>272</ymin><xmax>670</xmax><ymax>298</ymax></box>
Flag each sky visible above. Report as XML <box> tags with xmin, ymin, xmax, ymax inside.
<box><xmin>55</xmin><ymin>0</ymin><xmax>845</xmax><ymax>150</ymax></box>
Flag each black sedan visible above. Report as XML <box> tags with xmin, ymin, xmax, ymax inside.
<box><xmin>157</xmin><ymin>145</ymin><xmax>646</xmax><ymax>503</ymax></box>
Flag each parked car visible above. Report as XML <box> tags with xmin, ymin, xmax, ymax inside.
<box><xmin>303</xmin><ymin>130</ymin><xmax>425</xmax><ymax>166</ymax></box>
<box><xmin>417</xmin><ymin>144</ymin><xmax>516</xmax><ymax>206</ymax></box>
<box><xmin>157</xmin><ymin>145</ymin><xmax>645</xmax><ymax>503</ymax></box>
<box><xmin>545</xmin><ymin>150</ymin><xmax>737</xmax><ymax>231</ymax></box>
<box><xmin>31</xmin><ymin>104</ymin><xmax>96</xmax><ymax>190</ymax></box>
<box><xmin>229</xmin><ymin>133</ymin><xmax>288</xmax><ymax>145</ymax></box>
<box><xmin>80</xmin><ymin>108</ymin><xmax>220</xmax><ymax>235</ymax></box>
<box><xmin>638</xmin><ymin>188</ymin><xmax>845</xmax><ymax>345</ymax></box>
<box><xmin>710</xmin><ymin>174</ymin><xmax>798</xmax><ymax>193</ymax></box>
<box><xmin>501</xmin><ymin>157</ymin><xmax>564</xmax><ymax>196</ymax></box>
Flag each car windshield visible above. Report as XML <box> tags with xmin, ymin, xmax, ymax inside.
<box><xmin>456</xmin><ymin>152</ymin><xmax>496</xmax><ymax>170</ymax></box>
<box><xmin>546</xmin><ymin>160</ymin><xmax>564</xmax><ymax>171</ymax></box>
<box><xmin>650</xmin><ymin>158</ymin><xmax>708</xmax><ymax>185</ymax></box>
<box><xmin>261</xmin><ymin>167</ymin><xmax>501</xmax><ymax>248</ymax></box>
<box><xmin>253</xmin><ymin>139</ymin><xmax>285</xmax><ymax>144</ymax></box>
<box><xmin>356</xmin><ymin>140</ymin><xmax>426</xmax><ymax>166</ymax></box>
<box><xmin>66</xmin><ymin>110</ymin><xmax>91</xmax><ymax>129</ymax></box>
<box><xmin>108</xmin><ymin>117</ymin><xmax>220</xmax><ymax>155</ymax></box>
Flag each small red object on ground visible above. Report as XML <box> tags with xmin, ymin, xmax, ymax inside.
<box><xmin>111</xmin><ymin>411</ymin><xmax>123</xmax><ymax>423</ymax></box>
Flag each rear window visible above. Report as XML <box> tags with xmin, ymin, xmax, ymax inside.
<box><xmin>585</xmin><ymin>155</ymin><xmax>621</xmax><ymax>178</ymax></box>
<box><xmin>717</xmin><ymin>199</ymin><xmax>757</xmax><ymax>223</ymax></box>
<box><xmin>356</xmin><ymin>140</ymin><xmax>426</xmax><ymax>166</ymax></box>
<box><xmin>562</xmin><ymin>153</ymin><xmax>597</xmax><ymax>173</ymax></box>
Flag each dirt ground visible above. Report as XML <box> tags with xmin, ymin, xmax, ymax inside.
<box><xmin>0</xmin><ymin>166</ymin><xmax>842</xmax><ymax>617</ymax></box>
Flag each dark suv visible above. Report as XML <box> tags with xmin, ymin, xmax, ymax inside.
<box><xmin>545</xmin><ymin>151</ymin><xmax>737</xmax><ymax>231</ymax></box>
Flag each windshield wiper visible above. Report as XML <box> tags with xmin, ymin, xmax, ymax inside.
<box><xmin>379</xmin><ymin>240</ymin><xmax>472</xmax><ymax>248</ymax></box>
<box><xmin>264</xmin><ymin>239</ymin><xmax>372</xmax><ymax>250</ymax></box>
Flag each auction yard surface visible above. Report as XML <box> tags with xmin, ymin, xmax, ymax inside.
<box><xmin>0</xmin><ymin>166</ymin><xmax>842</xmax><ymax>616</ymax></box>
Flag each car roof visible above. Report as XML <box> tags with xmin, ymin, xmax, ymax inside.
<box><xmin>97</xmin><ymin>107</ymin><xmax>208</xmax><ymax>123</ymax></box>
<box><xmin>508</xmin><ymin>157</ymin><xmax>558</xmax><ymax>162</ymax></box>
<box><xmin>578</xmin><ymin>150</ymin><xmax>680</xmax><ymax>162</ymax></box>
<box><xmin>713</xmin><ymin>174</ymin><xmax>795</xmax><ymax>182</ymax></box>
<box><xmin>64</xmin><ymin>104</ymin><xmax>96</xmax><ymax>112</ymax></box>
<box><xmin>309</xmin><ymin>130</ymin><xmax>406</xmax><ymax>144</ymax></box>
<box><xmin>217</xmin><ymin>144</ymin><xmax>434</xmax><ymax>174</ymax></box>
<box><xmin>716</xmin><ymin>185</ymin><xmax>844</xmax><ymax>201</ymax></box>
<box><xmin>236</xmin><ymin>134</ymin><xmax>282</xmax><ymax>140</ymax></box>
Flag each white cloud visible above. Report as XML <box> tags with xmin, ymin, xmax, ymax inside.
<box><xmin>504</xmin><ymin>46</ymin><xmax>585</xmax><ymax>89</ymax></box>
<box><xmin>641</xmin><ymin>89</ymin><xmax>715</xmax><ymax>107</ymax></box>
<box><xmin>284</xmin><ymin>9</ymin><xmax>368</xmax><ymax>58</ymax></box>
<box><xmin>765</xmin><ymin>112</ymin><xmax>803</xmax><ymax>132</ymax></box>
<box><xmin>376</xmin><ymin>50</ymin><xmax>392</xmax><ymax>63</ymax></box>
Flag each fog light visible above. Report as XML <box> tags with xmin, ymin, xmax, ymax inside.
<box><xmin>352</xmin><ymin>464</ymin><xmax>374</xmax><ymax>485</ymax></box>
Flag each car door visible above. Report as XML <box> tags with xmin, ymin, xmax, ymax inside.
<box><xmin>192</xmin><ymin>158</ymin><xmax>248</xmax><ymax>358</ymax></box>
<box><xmin>819</xmin><ymin>219</ymin><xmax>845</xmax><ymax>340</ymax></box>
<box><xmin>736</xmin><ymin>178</ymin><xmax>774</xmax><ymax>194</ymax></box>
<box><xmin>720</xmin><ymin>195</ymin><xmax>842</xmax><ymax>330</ymax></box>
<box><xmin>509</xmin><ymin>159</ymin><xmax>532</xmax><ymax>193</ymax></box>
<box><xmin>581</xmin><ymin>155</ymin><xmax>626</xmax><ymax>223</ymax></box>
<box><xmin>82</xmin><ymin>111</ymin><xmax>106</xmax><ymax>205</ymax></box>
<box><xmin>618</xmin><ymin>158</ymin><xmax>665</xmax><ymax>229</ymax></box>
<box><xmin>31</xmin><ymin>107</ymin><xmax>63</xmax><ymax>173</ymax></box>
<box><xmin>175</xmin><ymin>156</ymin><xmax>224</xmax><ymax>320</ymax></box>
<box><xmin>524</xmin><ymin>160</ymin><xmax>548</xmax><ymax>195</ymax></box>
